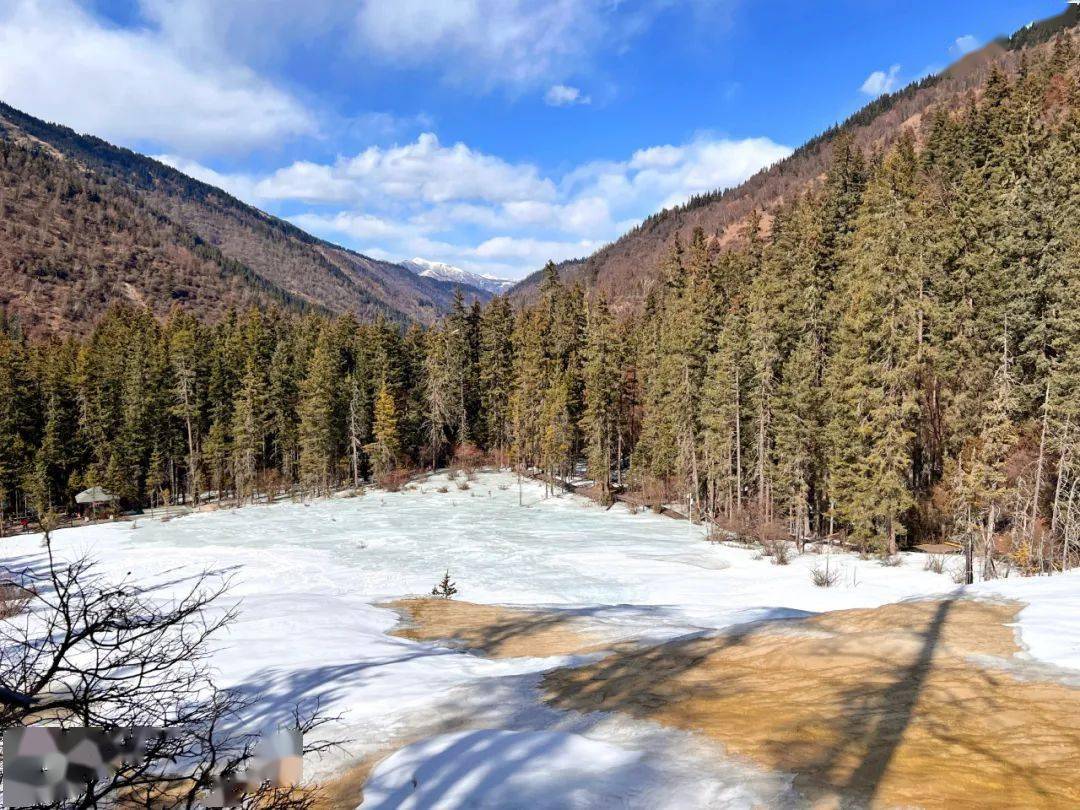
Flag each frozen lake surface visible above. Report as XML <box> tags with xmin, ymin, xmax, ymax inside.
<box><xmin>4</xmin><ymin>471</ymin><xmax>1078</xmax><ymax>808</ymax></box>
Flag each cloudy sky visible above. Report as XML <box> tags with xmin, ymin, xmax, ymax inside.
<box><xmin>0</xmin><ymin>0</ymin><xmax>1065</xmax><ymax>279</ymax></box>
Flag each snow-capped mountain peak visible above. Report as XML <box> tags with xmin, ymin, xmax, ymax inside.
<box><xmin>401</xmin><ymin>258</ymin><xmax>514</xmax><ymax>295</ymax></box>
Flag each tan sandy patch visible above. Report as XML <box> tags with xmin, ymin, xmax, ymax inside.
<box><xmin>319</xmin><ymin>600</ymin><xmax>603</xmax><ymax>806</ymax></box>
<box><xmin>543</xmin><ymin>598</ymin><xmax>1080</xmax><ymax>809</ymax></box>
<box><xmin>312</xmin><ymin>747</ymin><xmax>402</xmax><ymax>810</ymax></box>
<box><xmin>384</xmin><ymin>598</ymin><xmax>605</xmax><ymax>658</ymax></box>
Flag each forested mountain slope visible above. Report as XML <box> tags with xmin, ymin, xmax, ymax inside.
<box><xmin>0</xmin><ymin>102</ymin><xmax>487</xmax><ymax>336</ymax></box>
<box><xmin>2</xmin><ymin>11</ymin><xmax>1079</xmax><ymax>579</ymax></box>
<box><xmin>511</xmin><ymin>5</ymin><xmax>1080</xmax><ymax>313</ymax></box>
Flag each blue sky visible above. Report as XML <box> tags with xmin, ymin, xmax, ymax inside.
<box><xmin>0</xmin><ymin>0</ymin><xmax>1068</xmax><ymax>279</ymax></box>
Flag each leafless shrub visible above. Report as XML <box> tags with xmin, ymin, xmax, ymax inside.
<box><xmin>456</xmin><ymin>479</ymin><xmax>471</xmax><ymax>491</ymax></box>
<box><xmin>880</xmin><ymin>554</ymin><xmax>903</xmax><ymax>567</ymax></box>
<box><xmin>811</xmin><ymin>563</ymin><xmax>840</xmax><ymax>588</ymax></box>
<box><xmin>436</xmin><ymin>485</ymin><xmax>449</xmax><ymax>494</ymax></box>
<box><xmin>453</xmin><ymin>442</ymin><xmax>485</xmax><ymax>476</ymax></box>
<box><xmin>924</xmin><ymin>554</ymin><xmax>947</xmax><ymax>574</ymax></box>
<box><xmin>639</xmin><ymin>478</ymin><xmax>673</xmax><ymax>514</ymax></box>
<box><xmin>762</xmin><ymin>539</ymin><xmax>792</xmax><ymax>565</ymax></box>
<box><xmin>706</xmin><ymin>522</ymin><xmax>733</xmax><ymax>544</ymax></box>
<box><xmin>378</xmin><ymin>468</ymin><xmax>413</xmax><ymax>492</ymax></box>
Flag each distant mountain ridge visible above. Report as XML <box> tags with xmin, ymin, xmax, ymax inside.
<box><xmin>401</xmin><ymin>258</ymin><xmax>515</xmax><ymax>295</ymax></box>
<box><xmin>0</xmin><ymin>101</ymin><xmax>487</xmax><ymax>336</ymax></box>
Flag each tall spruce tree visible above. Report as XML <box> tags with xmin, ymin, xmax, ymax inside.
<box><xmin>581</xmin><ymin>296</ymin><xmax>621</xmax><ymax>502</ymax></box>
<box><xmin>366</xmin><ymin>384</ymin><xmax>401</xmax><ymax>480</ymax></box>
<box><xmin>827</xmin><ymin>135</ymin><xmax>925</xmax><ymax>553</ymax></box>
<box><xmin>298</xmin><ymin>324</ymin><xmax>343</xmax><ymax>494</ymax></box>
<box><xmin>479</xmin><ymin>297</ymin><xmax>515</xmax><ymax>458</ymax></box>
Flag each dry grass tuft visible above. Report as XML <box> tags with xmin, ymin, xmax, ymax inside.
<box><xmin>0</xmin><ymin>582</ymin><xmax>33</xmax><ymax>619</ymax></box>
<box><xmin>924</xmin><ymin>554</ymin><xmax>947</xmax><ymax>574</ymax></box>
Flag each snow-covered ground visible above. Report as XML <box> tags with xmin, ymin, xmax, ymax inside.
<box><xmin>3</xmin><ymin>471</ymin><xmax>1078</xmax><ymax>808</ymax></box>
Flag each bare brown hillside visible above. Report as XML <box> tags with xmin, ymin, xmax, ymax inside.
<box><xmin>511</xmin><ymin>6</ymin><xmax>1080</xmax><ymax>314</ymax></box>
<box><xmin>0</xmin><ymin>103</ymin><xmax>487</xmax><ymax>336</ymax></box>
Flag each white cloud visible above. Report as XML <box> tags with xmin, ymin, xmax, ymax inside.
<box><xmin>629</xmin><ymin>144</ymin><xmax>685</xmax><ymax>170</ymax></box>
<box><xmin>158</xmin><ymin>130</ymin><xmax>790</xmax><ymax>279</ymax></box>
<box><xmin>340</xmin><ymin>134</ymin><xmax>556</xmax><ymax>204</ymax></box>
<box><xmin>239</xmin><ymin>133</ymin><xmax>555</xmax><ymax>206</ymax></box>
<box><xmin>355</xmin><ymin>0</ymin><xmax>598</xmax><ymax>88</ymax></box>
<box><xmin>353</xmin><ymin>0</ymin><xmax>710</xmax><ymax>91</ymax></box>
<box><xmin>138</xmin><ymin>0</ymin><xmax>352</xmax><ymax>66</ymax></box>
<box><xmin>567</xmin><ymin>136</ymin><xmax>791</xmax><ymax>212</ymax></box>
<box><xmin>952</xmin><ymin>35</ymin><xmax>980</xmax><ymax>55</ymax></box>
<box><xmin>343</xmin><ymin>111</ymin><xmax>437</xmax><ymax>143</ymax></box>
<box><xmin>545</xmin><ymin>84</ymin><xmax>591</xmax><ymax>107</ymax></box>
<box><xmin>860</xmin><ymin>64</ymin><xmax>902</xmax><ymax>96</ymax></box>
<box><xmin>472</xmin><ymin>236</ymin><xmax>601</xmax><ymax>263</ymax></box>
<box><xmin>0</xmin><ymin>0</ymin><xmax>315</xmax><ymax>154</ymax></box>
<box><xmin>121</xmin><ymin>0</ymin><xmax>740</xmax><ymax>104</ymax></box>
<box><xmin>291</xmin><ymin>212</ymin><xmax>415</xmax><ymax>241</ymax></box>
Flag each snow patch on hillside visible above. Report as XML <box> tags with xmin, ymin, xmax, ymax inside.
<box><xmin>401</xmin><ymin>257</ymin><xmax>514</xmax><ymax>294</ymax></box>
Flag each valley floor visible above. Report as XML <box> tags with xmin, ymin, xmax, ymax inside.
<box><xmin>3</xmin><ymin>471</ymin><xmax>1079</xmax><ymax>808</ymax></box>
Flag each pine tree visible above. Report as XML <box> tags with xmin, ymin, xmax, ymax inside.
<box><xmin>168</xmin><ymin>310</ymin><xmax>205</xmax><ymax>503</ymax></box>
<box><xmin>700</xmin><ymin>306</ymin><xmax>748</xmax><ymax>519</ymax></box>
<box><xmin>32</xmin><ymin>338</ymin><xmax>81</xmax><ymax>511</ymax></box>
<box><xmin>0</xmin><ymin>322</ymin><xmax>41</xmax><ymax>520</ymax></box>
<box><xmin>744</xmin><ymin>212</ymin><xmax>779</xmax><ymax>524</ymax></box>
<box><xmin>231</xmin><ymin>362</ymin><xmax>266</xmax><ymax>503</ymax></box>
<box><xmin>633</xmin><ymin>240</ymin><xmax>688</xmax><ymax>492</ymax></box>
<box><xmin>267</xmin><ymin>334</ymin><xmax>300</xmax><ymax>485</ymax></box>
<box><xmin>479</xmin><ymin>297</ymin><xmax>515</xmax><ymax>459</ymax></box>
<box><xmin>423</xmin><ymin>326</ymin><xmax>455</xmax><ymax>469</ymax></box>
<box><xmin>203</xmin><ymin>415</ymin><xmax>231</xmax><ymax>500</ymax></box>
<box><xmin>539</xmin><ymin>370</ymin><xmax>573</xmax><ymax>487</ymax></box>
<box><xmin>298</xmin><ymin>325</ymin><xmax>343</xmax><ymax>494</ymax></box>
<box><xmin>581</xmin><ymin>296</ymin><xmax>620</xmax><ymax>502</ymax></box>
<box><xmin>773</xmin><ymin>335</ymin><xmax>817</xmax><ymax>546</ymax></box>
<box><xmin>826</xmin><ymin>135</ymin><xmax>925</xmax><ymax>554</ymax></box>
<box><xmin>952</xmin><ymin>353</ymin><xmax>1018</xmax><ymax>581</ymax></box>
<box><xmin>400</xmin><ymin>324</ymin><xmax>430</xmax><ymax>462</ymax></box>
<box><xmin>510</xmin><ymin>309</ymin><xmax>547</xmax><ymax>473</ymax></box>
<box><xmin>431</xmin><ymin>570</ymin><xmax>458</xmax><ymax>599</ymax></box>
<box><xmin>346</xmin><ymin>374</ymin><xmax>370</xmax><ymax>489</ymax></box>
<box><xmin>444</xmin><ymin>289</ymin><xmax>474</xmax><ymax>447</ymax></box>
<box><xmin>366</xmin><ymin>384</ymin><xmax>401</xmax><ymax>480</ymax></box>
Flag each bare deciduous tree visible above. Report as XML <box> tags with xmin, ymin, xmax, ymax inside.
<box><xmin>0</xmin><ymin>530</ymin><xmax>339</xmax><ymax>809</ymax></box>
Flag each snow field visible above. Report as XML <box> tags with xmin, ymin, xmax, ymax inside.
<box><xmin>3</xmin><ymin>471</ymin><xmax>1078</xmax><ymax>808</ymax></box>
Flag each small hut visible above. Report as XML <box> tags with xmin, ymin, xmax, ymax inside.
<box><xmin>75</xmin><ymin>487</ymin><xmax>116</xmax><ymax>518</ymax></box>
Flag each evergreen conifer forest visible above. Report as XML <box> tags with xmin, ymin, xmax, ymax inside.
<box><xmin>2</xmin><ymin>34</ymin><xmax>1079</xmax><ymax>578</ymax></box>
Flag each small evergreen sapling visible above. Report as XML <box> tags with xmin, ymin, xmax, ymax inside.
<box><xmin>432</xmin><ymin>570</ymin><xmax>458</xmax><ymax>599</ymax></box>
